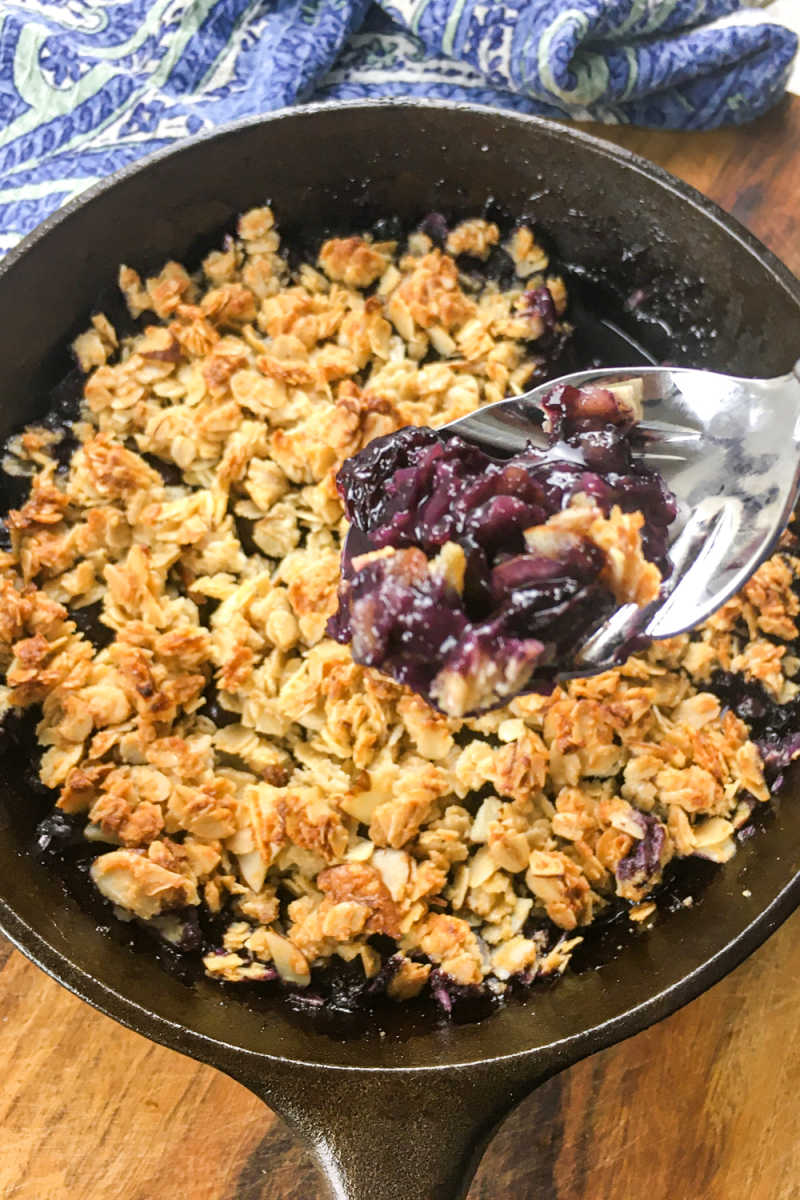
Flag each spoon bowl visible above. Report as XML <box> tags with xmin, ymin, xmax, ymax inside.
<box><xmin>446</xmin><ymin>361</ymin><xmax>800</xmax><ymax>673</ymax></box>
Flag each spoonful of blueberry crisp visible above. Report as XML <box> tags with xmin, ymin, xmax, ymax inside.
<box><xmin>327</xmin><ymin>363</ymin><xmax>800</xmax><ymax>717</ymax></box>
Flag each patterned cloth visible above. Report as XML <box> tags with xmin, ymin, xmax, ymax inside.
<box><xmin>0</xmin><ymin>1</ymin><xmax>796</xmax><ymax>253</ymax></box>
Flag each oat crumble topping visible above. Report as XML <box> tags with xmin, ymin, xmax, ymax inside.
<box><xmin>1</xmin><ymin>209</ymin><xmax>798</xmax><ymax>1016</ymax></box>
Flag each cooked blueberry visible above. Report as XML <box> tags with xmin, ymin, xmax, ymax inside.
<box><xmin>616</xmin><ymin>813</ymin><xmax>666</xmax><ymax>884</ymax></box>
<box><xmin>418</xmin><ymin>212</ymin><xmax>448</xmax><ymax>246</ymax></box>
<box><xmin>140</xmin><ymin>452</ymin><xmax>184</xmax><ymax>486</ymax></box>
<box><xmin>70</xmin><ymin>600</ymin><xmax>115</xmax><ymax>650</ymax></box>
<box><xmin>200</xmin><ymin>686</ymin><xmax>240</xmax><ymax>728</ymax></box>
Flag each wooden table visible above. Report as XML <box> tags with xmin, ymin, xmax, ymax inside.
<box><xmin>3</xmin><ymin>97</ymin><xmax>800</xmax><ymax>1200</ymax></box>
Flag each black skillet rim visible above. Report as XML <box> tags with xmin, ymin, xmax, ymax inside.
<box><xmin>0</xmin><ymin>99</ymin><xmax>799</xmax><ymax>1074</ymax></box>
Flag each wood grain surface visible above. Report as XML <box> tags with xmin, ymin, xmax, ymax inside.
<box><xmin>2</xmin><ymin>95</ymin><xmax>800</xmax><ymax>1200</ymax></box>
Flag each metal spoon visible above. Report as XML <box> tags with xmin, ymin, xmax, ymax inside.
<box><xmin>446</xmin><ymin>362</ymin><xmax>800</xmax><ymax>675</ymax></box>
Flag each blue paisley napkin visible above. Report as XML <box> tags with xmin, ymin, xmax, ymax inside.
<box><xmin>0</xmin><ymin>1</ymin><xmax>796</xmax><ymax>253</ymax></box>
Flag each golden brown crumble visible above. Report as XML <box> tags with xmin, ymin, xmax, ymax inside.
<box><xmin>445</xmin><ymin>219</ymin><xmax>500</xmax><ymax>261</ymax></box>
<box><xmin>0</xmin><ymin>206</ymin><xmax>795</xmax><ymax>1007</ymax></box>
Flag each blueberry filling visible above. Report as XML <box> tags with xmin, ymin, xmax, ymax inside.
<box><xmin>708</xmin><ymin>668</ymin><xmax>800</xmax><ymax>786</ymax></box>
<box><xmin>616</xmin><ymin>812</ymin><xmax>666</xmax><ymax>889</ymax></box>
<box><xmin>69</xmin><ymin>600</ymin><xmax>116</xmax><ymax>651</ymax></box>
<box><xmin>329</xmin><ymin>382</ymin><xmax>677</xmax><ymax>715</ymax></box>
<box><xmin>417</xmin><ymin>211</ymin><xmax>449</xmax><ymax>246</ymax></box>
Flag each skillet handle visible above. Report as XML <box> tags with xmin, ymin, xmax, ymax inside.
<box><xmin>231</xmin><ymin>1051</ymin><xmax>566</xmax><ymax>1200</ymax></box>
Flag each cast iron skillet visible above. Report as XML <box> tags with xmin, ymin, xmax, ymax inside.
<box><xmin>1</xmin><ymin>102</ymin><xmax>800</xmax><ymax>1200</ymax></box>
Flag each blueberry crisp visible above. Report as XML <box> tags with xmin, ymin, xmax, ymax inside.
<box><xmin>328</xmin><ymin>379</ymin><xmax>677</xmax><ymax>716</ymax></box>
<box><xmin>0</xmin><ymin>209</ymin><xmax>798</xmax><ymax>1014</ymax></box>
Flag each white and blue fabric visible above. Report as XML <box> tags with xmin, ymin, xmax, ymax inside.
<box><xmin>0</xmin><ymin>1</ymin><xmax>796</xmax><ymax>253</ymax></box>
